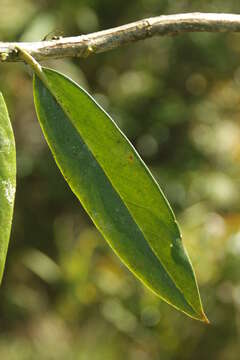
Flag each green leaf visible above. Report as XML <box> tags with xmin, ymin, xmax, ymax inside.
<box><xmin>0</xmin><ymin>92</ymin><xmax>16</xmax><ymax>283</ymax></box>
<box><xmin>33</xmin><ymin>67</ymin><xmax>207</xmax><ymax>322</ymax></box>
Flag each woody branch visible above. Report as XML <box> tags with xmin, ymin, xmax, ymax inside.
<box><xmin>1</xmin><ymin>13</ymin><xmax>240</xmax><ymax>62</ymax></box>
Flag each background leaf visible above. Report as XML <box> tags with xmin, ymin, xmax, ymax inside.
<box><xmin>33</xmin><ymin>67</ymin><xmax>206</xmax><ymax>321</ymax></box>
<box><xmin>0</xmin><ymin>92</ymin><xmax>16</xmax><ymax>283</ymax></box>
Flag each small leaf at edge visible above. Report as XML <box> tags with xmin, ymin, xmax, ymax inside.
<box><xmin>0</xmin><ymin>92</ymin><xmax>16</xmax><ymax>283</ymax></box>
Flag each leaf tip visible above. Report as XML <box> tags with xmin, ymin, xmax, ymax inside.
<box><xmin>201</xmin><ymin>311</ymin><xmax>210</xmax><ymax>325</ymax></box>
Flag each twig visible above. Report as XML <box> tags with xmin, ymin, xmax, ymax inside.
<box><xmin>1</xmin><ymin>13</ymin><xmax>240</xmax><ymax>63</ymax></box>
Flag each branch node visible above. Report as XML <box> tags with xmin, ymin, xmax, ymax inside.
<box><xmin>83</xmin><ymin>44</ymin><xmax>95</xmax><ymax>58</ymax></box>
<box><xmin>0</xmin><ymin>52</ymin><xmax>9</xmax><ymax>62</ymax></box>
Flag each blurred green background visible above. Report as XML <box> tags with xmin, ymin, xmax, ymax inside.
<box><xmin>1</xmin><ymin>1</ymin><xmax>240</xmax><ymax>359</ymax></box>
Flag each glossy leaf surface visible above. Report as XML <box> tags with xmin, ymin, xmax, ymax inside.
<box><xmin>0</xmin><ymin>93</ymin><xmax>16</xmax><ymax>283</ymax></box>
<box><xmin>33</xmin><ymin>68</ymin><xmax>207</xmax><ymax>321</ymax></box>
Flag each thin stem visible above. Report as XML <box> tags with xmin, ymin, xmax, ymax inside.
<box><xmin>1</xmin><ymin>13</ymin><xmax>240</xmax><ymax>62</ymax></box>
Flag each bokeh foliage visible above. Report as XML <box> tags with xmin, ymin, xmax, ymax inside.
<box><xmin>0</xmin><ymin>0</ymin><xmax>240</xmax><ymax>359</ymax></box>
